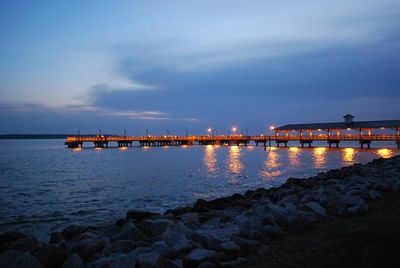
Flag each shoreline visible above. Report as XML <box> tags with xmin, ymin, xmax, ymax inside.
<box><xmin>1</xmin><ymin>155</ymin><xmax>400</xmax><ymax>267</ymax></box>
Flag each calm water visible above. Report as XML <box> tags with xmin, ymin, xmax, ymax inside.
<box><xmin>0</xmin><ymin>139</ymin><xmax>398</xmax><ymax>239</ymax></box>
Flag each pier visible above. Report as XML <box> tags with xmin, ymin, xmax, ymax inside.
<box><xmin>65</xmin><ymin>115</ymin><xmax>400</xmax><ymax>149</ymax></box>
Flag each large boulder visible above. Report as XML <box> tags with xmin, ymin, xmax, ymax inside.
<box><xmin>33</xmin><ymin>245</ymin><xmax>69</xmax><ymax>268</ymax></box>
<box><xmin>0</xmin><ymin>250</ymin><xmax>43</xmax><ymax>268</ymax></box>
<box><xmin>304</xmin><ymin>202</ymin><xmax>327</xmax><ymax>219</ymax></box>
<box><xmin>126</xmin><ymin>210</ymin><xmax>160</xmax><ymax>221</ymax></box>
<box><xmin>61</xmin><ymin>254</ymin><xmax>84</xmax><ymax>268</ymax></box>
<box><xmin>111</xmin><ymin>240</ymin><xmax>136</xmax><ymax>253</ymax></box>
<box><xmin>184</xmin><ymin>248</ymin><xmax>216</xmax><ymax>264</ymax></box>
<box><xmin>7</xmin><ymin>236</ymin><xmax>38</xmax><ymax>253</ymax></box>
<box><xmin>110</xmin><ymin>253</ymin><xmax>137</xmax><ymax>268</ymax></box>
<box><xmin>0</xmin><ymin>232</ymin><xmax>27</xmax><ymax>253</ymax></box>
<box><xmin>112</xmin><ymin>222</ymin><xmax>145</xmax><ymax>242</ymax></box>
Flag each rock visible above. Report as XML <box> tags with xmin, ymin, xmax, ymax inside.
<box><xmin>137</xmin><ymin>251</ymin><xmax>160</xmax><ymax>268</ymax></box>
<box><xmin>164</xmin><ymin>258</ymin><xmax>183</xmax><ymax>268</ymax></box>
<box><xmin>219</xmin><ymin>241</ymin><xmax>240</xmax><ymax>252</ymax></box>
<box><xmin>234</xmin><ymin>215</ymin><xmax>249</xmax><ymax>229</ymax></box>
<box><xmin>112</xmin><ymin>222</ymin><xmax>145</xmax><ymax>242</ymax></box>
<box><xmin>126</xmin><ymin>210</ymin><xmax>160</xmax><ymax>221</ymax></box>
<box><xmin>110</xmin><ymin>253</ymin><xmax>137</xmax><ymax>268</ymax></box>
<box><xmin>61</xmin><ymin>254</ymin><xmax>84</xmax><ymax>268</ymax></box>
<box><xmin>220</xmin><ymin>257</ymin><xmax>247</xmax><ymax>267</ymax></box>
<box><xmin>257</xmin><ymin>244</ymin><xmax>270</xmax><ymax>255</ymax></box>
<box><xmin>62</xmin><ymin>225</ymin><xmax>86</xmax><ymax>241</ymax></box>
<box><xmin>198</xmin><ymin>261</ymin><xmax>216</xmax><ymax>268</ymax></box>
<box><xmin>368</xmin><ymin>190</ymin><xmax>383</xmax><ymax>200</ymax></box>
<box><xmin>231</xmin><ymin>236</ymin><xmax>258</xmax><ymax>251</ymax></box>
<box><xmin>184</xmin><ymin>248</ymin><xmax>216</xmax><ymax>263</ymax></box>
<box><xmin>192</xmin><ymin>199</ymin><xmax>210</xmax><ymax>212</ymax></box>
<box><xmin>0</xmin><ymin>232</ymin><xmax>27</xmax><ymax>252</ymax></box>
<box><xmin>86</xmin><ymin>257</ymin><xmax>111</xmax><ymax>268</ymax></box>
<box><xmin>33</xmin><ymin>245</ymin><xmax>69</xmax><ymax>268</ymax></box>
<box><xmin>8</xmin><ymin>236</ymin><xmax>38</xmax><ymax>253</ymax></box>
<box><xmin>278</xmin><ymin>194</ymin><xmax>300</xmax><ymax>206</ymax></box>
<box><xmin>111</xmin><ymin>240</ymin><xmax>136</xmax><ymax>253</ymax></box>
<box><xmin>170</xmin><ymin>234</ymin><xmax>193</xmax><ymax>254</ymax></box>
<box><xmin>347</xmin><ymin>199</ymin><xmax>369</xmax><ymax>215</ymax></box>
<box><xmin>151</xmin><ymin>241</ymin><xmax>170</xmax><ymax>258</ymax></box>
<box><xmin>49</xmin><ymin>231</ymin><xmax>64</xmax><ymax>244</ymax></box>
<box><xmin>264</xmin><ymin>224</ymin><xmax>283</xmax><ymax>237</ymax></box>
<box><xmin>141</xmin><ymin>219</ymin><xmax>174</xmax><ymax>236</ymax></box>
<box><xmin>304</xmin><ymin>202</ymin><xmax>327</xmax><ymax>219</ymax></box>
<box><xmin>78</xmin><ymin>237</ymin><xmax>109</xmax><ymax>259</ymax></box>
<box><xmin>180</xmin><ymin>213</ymin><xmax>201</xmax><ymax>229</ymax></box>
<box><xmin>0</xmin><ymin>250</ymin><xmax>43</xmax><ymax>268</ymax></box>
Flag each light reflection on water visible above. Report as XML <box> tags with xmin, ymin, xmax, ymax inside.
<box><xmin>0</xmin><ymin>139</ymin><xmax>398</xmax><ymax>239</ymax></box>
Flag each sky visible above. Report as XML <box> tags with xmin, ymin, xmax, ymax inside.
<box><xmin>0</xmin><ymin>0</ymin><xmax>399</xmax><ymax>135</ymax></box>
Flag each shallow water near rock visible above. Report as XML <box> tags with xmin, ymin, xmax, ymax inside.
<box><xmin>0</xmin><ymin>139</ymin><xmax>398</xmax><ymax>239</ymax></box>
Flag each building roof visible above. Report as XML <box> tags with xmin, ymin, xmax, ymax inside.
<box><xmin>276</xmin><ymin>120</ymin><xmax>400</xmax><ymax>131</ymax></box>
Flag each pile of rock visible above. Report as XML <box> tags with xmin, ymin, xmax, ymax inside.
<box><xmin>1</xmin><ymin>155</ymin><xmax>399</xmax><ymax>267</ymax></box>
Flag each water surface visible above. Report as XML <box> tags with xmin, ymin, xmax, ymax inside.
<box><xmin>0</xmin><ymin>139</ymin><xmax>398</xmax><ymax>239</ymax></box>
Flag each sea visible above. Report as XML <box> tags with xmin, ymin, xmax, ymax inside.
<box><xmin>0</xmin><ymin>139</ymin><xmax>398</xmax><ymax>240</ymax></box>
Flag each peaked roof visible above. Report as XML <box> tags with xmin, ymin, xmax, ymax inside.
<box><xmin>276</xmin><ymin>120</ymin><xmax>400</xmax><ymax>131</ymax></box>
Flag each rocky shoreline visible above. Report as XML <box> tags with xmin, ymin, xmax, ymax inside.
<box><xmin>1</xmin><ymin>155</ymin><xmax>399</xmax><ymax>268</ymax></box>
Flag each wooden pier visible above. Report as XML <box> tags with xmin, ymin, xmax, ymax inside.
<box><xmin>65</xmin><ymin>115</ymin><xmax>400</xmax><ymax>149</ymax></box>
<box><xmin>65</xmin><ymin>134</ymin><xmax>400</xmax><ymax>149</ymax></box>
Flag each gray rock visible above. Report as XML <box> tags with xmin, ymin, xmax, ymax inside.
<box><xmin>112</xmin><ymin>222</ymin><xmax>145</xmax><ymax>242</ymax></box>
<box><xmin>62</xmin><ymin>225</ymin><xmax>86</xmax><ymax>241</ymax></box>
<box><xmin>347</xmin><ymin>199</ymin><xmax>369</xmax><ymax>215</ymax></box>
<box><xmin>368</xmin><ymin>190</ymin><xmax>383</xmax><ymax>200</ymax></box>
<box><xmin>231</xmin><ymin>236</ymin><xmax>258</xmax><ymax>251</ymax></box>
<box><xmin>111</xmin><ymin>240</ymin><xmax>136</xmax><ymax>253</ymax></box>
<box><xmin>110</xmin><ymin>253</ymin><xmax>137</xmax><ymax>268</ymax></box>
<box><xmin>0</xmin><ymin>250</ymin><xmax>43</xmax><ymax>268</ymax></box>
<box><xmin>170</xmin><ymin>234</ymin><xmax>193</xmax><ymax>254</ymax></box>
<box><xmin>86</xmin><ymin>257</ymin><xmax>111</xmax><ymax>268</ymax></box>
<box><xmin>8</xmin><ymin>236</ymin><xmax>38</xmax><ymax>253</ymax></box>
<box><xmin>233</xmin><ymin>214</ymin><xmax>249</xmax><ymax>229</ymax></box>
<box><xmin>78</xmin><ymin>236</ymin><xmax>109</xmax><ymax>259</ymax></box>
<box><xmin>263</xmin><ymin>224</ymin><xmax>283</xmax><ymax>236</ymax></box>
<box><xmin>304</xmin><ymin>202</ymin><xmax>327</xmax><ymax>219</ymax></box>
<box><xmin>164</xmin><ymin>258</ymin><xmax>183</xmax><ymax>268</ymax></box>
<box><xmin>61</xmin><ymin>254</ymin><xmax>84</xmax><ymax>268</ymax></box>
<box><xmin>220</xmin><ymin>257</ymin><xmax>247</xmax><ymax>267</ymax></box>
<box><xmin>180</xmin><ymin>213</ymin><xmax>201</xmax><ymax>229</ymax></box>
<box><xmin>219</xmin><ymin>241</ymin><xmax>240</xmax><ymax>252</ymax></box>
<box><xmin>278</xmin><ymin>194</ymin><xmax>300</xmax><ymax>206</ymax></box>
<box><xmin>137</xmin><ymin>251</ymin><xmax>160</xmax><ymax>268</ymax></box>
<box><xmin>151</xmin><ymin>241</ymin><xmax>170</xmax><ymax>258</ymax></box>
<box><xmin>126</xmin><ymin>210</ymin><xmax>159</xmax><ymax>221</ymax></box>
<box><xmin>184</xmin><ymin>248</ymin><xmax>216</xmax><ymax>263</ymax></box>
<box><xmin>49</xmin><ymin>231</ymin><xmax>64</xmax><ymax>244</ymax></box>
<box><xmin>33</xmin><ymin>245</ymin><xmax>69</xmax><ymax>268</ymax></box>
<box><xmin>198</xmin><ymin>261</ymin><xmax>216</xmax><ymax>268</ymax></box>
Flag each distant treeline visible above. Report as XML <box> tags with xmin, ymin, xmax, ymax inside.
<box><xmin>0</xmin><ymin>134</ymin><xmax>95</xmax><ymax>139</ymax></box>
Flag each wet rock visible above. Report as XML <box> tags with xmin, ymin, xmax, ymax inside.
<box><xmin>0</xmin><ymin>250</ymin><xmax>43</xmax><ymax>268</ymax></box>
<box><xmin>231</xmin><ymin>236</ymin><xmax>258</xmax><ymax>251</ymax></box>
<box><xmin>346</xmin><ymin>199</ymin><xmax>369</xmax><ymax>215</ymax></box>
<box><xmin>8</xmin><ymin>236</ymin><xmax>38</xmax><ymax>253</ymax></box>
<box><xmin>62</xmin><ymin>225</ymin><xmax>86</xmax><ymax>241</ymax></box>
<box><xmin>263</xmin><ymin>224</ymin><xmax>283</xmax><ymax>237</ymax></box>
<box><xmin>141</xmin><ymin>219</ymin><xmax>174</xmax><ymax>236</ymax></box>
<box><xmin>137</xmin><ymin>251</ymin><xmax>160</xmax><ymax>268</ymax></box>
<box><xmin>49</xmin><ymin>231</ymin><xmax>64</xmax><ymax>244</ymax></box>
<box><xmin>112</xmin><ymin>222</ymin><xmax>145</xmax><ymax>242</ymax></box>
<box><xmin>86</xmin><ymin>257</ymin><xmax>111</xmax><ymax>268</ymax></box>
<box><xmin>33</xmin><ymin>245</ymin><xmax>69</xmax><ymax>268</ymax></box>
<box><xmin>78</xmin><ymin>236</ymin><xmax>109</xmax><ymax>259</ymax></box>
<box><xmin>164</xmin><ymin>258</ymin><xmax>183</xmax><ymax>268</ymax></box>
<box><xmin>278</xmin><ymin>194</ymin><xmax>300</xmax><ymax>206</ymax></box>
<box><xmin>61</xmin><ymin>254</ymin><xmax>84</xmax><ymax>268</ymax></box>
<box><xmin>304</xmin><ymin>202</ymin><xmax>327</xmax><ymax>219</ymax></box>
<box><xmin>198</xmin><ymin>261</ymin><xmax>216</xmax><ymax>268</ymax></box>
<box><xmin>0</xmin><ymin>232</ymin><xmax>27</xmax><ymax>252</ymax></box>
<box><xmin>219</xmin><ymin>241</ymin><xmax>240</xmax><ymax>252</ymax></box>
<box><xmin>110</xmin><ymin>253</ymin><xmax>137</xmax><ymax>268</ymax></box>
<box><xmin>192</xmin><ymin>199</ymin><xmax>210</xmax><ymax>212</ymax></box>
<box><xmin>180</xmin><ymin>213</ymin><xmax>201</xmax><ymax>229</ymax></box>
<box><xmin>111</xmin><ymin>240</ymin><xmax>136</xmax><ymax>253</ymax></box>
<box><xmin>220</xmin><ymin>257</ymin><xmax>247</xmax><ymax>267</ymax></box>
<box><xmin>368</xmin><ymin>190</ymin><xmax>383</xmax><ymax>200</ymax></box>
<box><xmin>126</xmin><ymin>210</ymin><xmax>159</xmax><ymax>221</ymax></box>
<box><xmin>184</xmin><ymin>248</ymin><xmax>216</xmax><ymax>264</ymax></box>
<box><xmin>151</xmin><ymin>241</ymin><xmax>171</xmax><ymax>258</ymax></box>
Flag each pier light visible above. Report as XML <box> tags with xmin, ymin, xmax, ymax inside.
<box><xmin>208</xmin><ymin>128</ymin><xmax>212</xmax><ymax>133</ymax></box>
<box><xmin>232</xmin><ymin>127</ymin><xmax>237</xmax><ymax>132</ymax></box>
<box><xmin>380</xmin><ymin>127</ymin><xmax>385</xmax><ymax>130</ymax></box>
<box><xmin>317</xmin><ymin>129</ymin><xmax>322</xmax><ymax>131</ymax></box>
<box><xmin>347</xmin><ymin>128</ymin><xmax>351</xmax><ymax>130</ymax></box>
<box><xmin>270</xmin><ymin>126</ymin><xmax>275</xmax><ymax>130</ymax></box>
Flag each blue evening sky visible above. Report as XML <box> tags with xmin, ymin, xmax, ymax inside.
<box><xmin>0</xmin><ymin>0</ymin><xmax>399</xmax><ymax>135</ymax></box>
